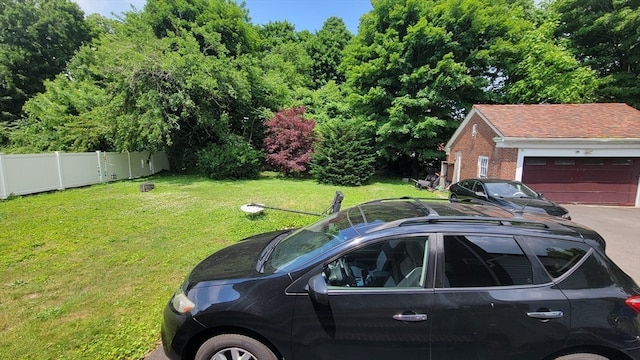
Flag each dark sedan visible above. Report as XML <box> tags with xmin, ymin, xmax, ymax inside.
<box><xmin>449</xmin><ymin>178</ymin><xmax>571</xmax><ymax>219</ymax></box>
<box><xmin>161</xmin><ymin>198</ymin><xmax>640</xmax><ymax>360</ymax></box>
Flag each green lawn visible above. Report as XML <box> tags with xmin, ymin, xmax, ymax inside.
<box><xmin>0</xmin><ymin>173</ymin><xmax>444</xmax><ymax>359</ymax></box>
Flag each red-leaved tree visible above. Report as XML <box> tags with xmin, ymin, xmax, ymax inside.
<box><xmin>263</xmin><ymin>107</ymin><xmax>316</xmax><ymax>176</ymax></box>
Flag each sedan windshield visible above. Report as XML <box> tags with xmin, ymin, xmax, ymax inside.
<box><xmin>485</xmin><ymin>181</ymin><xmax>538</xmax><ymax>198</ymax></box>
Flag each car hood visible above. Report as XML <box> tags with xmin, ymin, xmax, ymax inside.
<box><xmin>187</xmin><ymin>230</ymin><xmax>291</xmax><ymax>286</ymax></box>
<box><xmin>495</xmin><ymin>197</ymin><xmax>568</xmax><ymax>216</ymax></box>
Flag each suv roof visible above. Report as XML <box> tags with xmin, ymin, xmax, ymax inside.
<box><xmin>342</xmin><ymin>198</ymin><xmax>605</xmax><ymax>250</ymax></box>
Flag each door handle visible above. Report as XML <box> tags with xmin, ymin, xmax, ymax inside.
<box><xmin>527</xmin><ymin>310</ymin><xmax>564</xmax><ymax>321</ymax></box>
<box><xmin>393</xmin><ymin>313</ymin><xmax>428</xmax><ymax>322</ymax></box>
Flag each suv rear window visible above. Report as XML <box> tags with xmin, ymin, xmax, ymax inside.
<box><xmin>557</xmin><ymin>252</ymin><xmax>617</xmax><ymax>289</ymax></box>
<box><xmin>523</xmin><ymin>237</ymin><xmax>590</xmax><ymax>279</ymax></box>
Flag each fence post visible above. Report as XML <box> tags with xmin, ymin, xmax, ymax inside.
<box><xmin>0</xmin><ymin>153</ymin><xmax>7</xmax><ymax>199</ymax></box>
<box><xmin>127</xmin><ymin>151</ymin><xmax>133</xmax><ymax>179</ymax></box>
<box><xmin>56</xmin><ymin>151</ymin><xmax>65</xmax><ymax>190</ymax></box>
<box><xmin>96</xmin><ymin>151</ymin><xmax>103</xmax><ymax>183</ymax></box>
<box><xmin>149</xmin><ymin>152</ymin><xmax>155</xmax><ymax>174</ymax></box>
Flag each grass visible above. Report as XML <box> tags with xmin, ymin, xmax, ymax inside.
<box><xmin>0</xmin><ymin>172</ymin><xmax>445</xmax><ymax>359</ymax></box>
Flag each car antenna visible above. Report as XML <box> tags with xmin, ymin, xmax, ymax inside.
<box><xmin>514</xmin><ymin>196</ymin><xmax>536</xmax><ymax>215</ymax></box>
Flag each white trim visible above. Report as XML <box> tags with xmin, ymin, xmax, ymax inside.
<box><xmin>445</xmin><ymin>107</ymin><xmax>503</xmax><ymax>155</ymax></box>
<box><xmin>495</xmin><ymin>137</ymin><xmax>640</xmax><ymax>151</ymax></box>
<box><xmin>515</xmin><ymin>149</ymin><xmax>525</xmax><ymax>181</ymax></box>
<box><xmin>478</xmin><ymin>156</ymin><xmax>489</xmax><ymax>178</ymax></box>
<box><xmin>516</xmin><ymin>147</ymin><xmax>640</xmax><ymax>158</ymax></box>
<box><xmin>636</xmin><ymin>176</ymin><xmax>640</xmax><ymax>207</ymax></box>
<box><xmin>454</xmin><ymin>152</ymin><xmax>462</xmax><ymax>183</ymax></box>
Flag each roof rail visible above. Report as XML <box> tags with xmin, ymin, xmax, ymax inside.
<box><xmin>359</xmin><ymin>196</ymin><xmax>452</xmax><ymax>205</ymax></box>
<box><xmin>367</xmin><ymin>215</ymin><xmax>551</xmax><ymax>233</ymax></box>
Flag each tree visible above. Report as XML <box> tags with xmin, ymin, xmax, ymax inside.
<box><xmin>304</xmin><ymin>80</ymin><xmax>354</xmax><ymax>124</ymax></box>
<box><xmin>311</xmin><ymin>120</ymin><xmax>376</xmax><ymax>186</ymax></box>
<box><xmin>341</xmin><ymin>0</ymin><xmax>490</xmax><ymax>170</ymax></box>
<box><xmin>9</xmin><ymin>74</ymin><xmax>111</xmax><ymax>153</ymax></box>
<box><xmin>307</xmin><ymin>17</ymin><xmax>353</xmax><ymax>88</ymax></box>
<box><xmin>500</xmin><ymin>21</ymin><xmax>598</xmax><ymax>103</ymax></box>
<box><xmin>341</xmin><ymin>0</ymin><xmax>597</xmax><ymax>174</ymax></box>
<box><xmin>3</xmin><ymin>0</ymin><xmax>296</xmax><ymax>175</ymax></box>
<box><xmin>256</xmin><ymin>20</ymin><xmax>299</xmax><ymax>51</ymax></box>
<box><xmin>550</xmin><ymin>0</ymin><xmax>640</xmax><ymax>108</ymax></box>
<box><xmin>197</xmin><ymin>134</ymin><xmax>262</xmax><ymax>179</ymax></box>
<box><xmin>263</xmin><ymin>107</ymin><xmax>316</xmax><ymax>176</ymax></box>
<box><xmin>143</xmin><ymin>0</ymin><xmax>258</xmax><ymax>57</ymax></box>
<box><xmin>0</xmin><ymin>0</ymin><xmax>92</xmax><ymax>125</ymax></box>
<box><xmin>256</xmin><ymin>21</ymin><xmax>315</xmax><ymax>102</ymax></box>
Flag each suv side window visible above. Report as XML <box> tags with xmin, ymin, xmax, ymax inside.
<box><xmin>326</xmin><ymin>237</ymin><xmax>427</xmax><ymax>288</ymax></box>
<box><xmin>523</xmin><ymin>237</ymin><xmax>590</xmax><ymax>279</ymax></box>
<box><xmin>443</xmin><ymin>235</ymin><xmax>532</xmax><ymax>287</ymax></box>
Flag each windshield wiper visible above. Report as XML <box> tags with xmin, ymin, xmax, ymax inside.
<box><xmin>256</xmin><ymin>231</ymin><xmax>292</xmax><ymax>273</ymax></box>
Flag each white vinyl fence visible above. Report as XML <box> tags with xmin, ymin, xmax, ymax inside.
<box><xmin>0</xmin><ymin>151</ymin><xmax>170</xmax><ymax>199</ymax></box>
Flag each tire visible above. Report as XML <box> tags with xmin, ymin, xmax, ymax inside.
<box><xmin>195</xmin><ymin>334</ymin><xmax>277</xmax><ymax>360</ymax></box>
<box><xmin>554</xmin><ymin>353</ymin><xmax>609</xmax><ymax>360</ymax></box>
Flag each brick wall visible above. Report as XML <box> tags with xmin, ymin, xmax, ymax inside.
<box><xmin>447</xmin><ymin>113</ymin><xmax>517</xmax><ymax>180</ymax></box>
<box><xmin>491</xmin><ymin>148</ymin><xmax>518</xmax><ymax>179</ymax></box>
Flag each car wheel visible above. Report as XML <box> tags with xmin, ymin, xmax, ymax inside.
<box><xmin>450</xmin><ymin>194</ymin><xmax>457</xmax><ymax>201</ymax></box>
<box><xmin>554</xmin><ymin>353</ymin><xmax>609</xmax><ymax>360</ymax></box>
<box><xmin>195</xmin><ymin>334</ymin><xmax>277</xmax><ymax>360</ymax></box>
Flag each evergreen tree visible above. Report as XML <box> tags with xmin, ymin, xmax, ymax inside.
<box><xmin>307</xmin><ymin>17</ymin><xmax>353</xmax><ymax>88</ymax></box>
<box><xmin>311</xmin><ymin>120</ymin><xmax>376</xmax><ymax>186</ymax></box>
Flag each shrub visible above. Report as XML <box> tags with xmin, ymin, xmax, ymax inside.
<box><xmin>263</xmin><ymin>107</ymin><xmax>316</xmax><ymax>176</ymax></box>
<box><xmin>197</xmin><ymin>136</ymin><xmax>263</xmax><ymax>179</ymax></box>
<box><xmin>311</xmin><ymin>120</ymin><xmax>376</xmax><ymax>186</ymax></box>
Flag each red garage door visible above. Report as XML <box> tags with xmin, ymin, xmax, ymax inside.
<box><xmin>522</xmin><ymin>157</ymin><xmax>640</xmax><ymax>205</ymax></box>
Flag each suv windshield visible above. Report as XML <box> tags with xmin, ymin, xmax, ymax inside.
<box><xmin>264</xmin><ymin>200</ymin><xmax>429</xmax><ymax>273</ymax></box>
<box><xmin>263</xmin><ymin>211</ymin><xmax>355</xmax><ymax>273</ymax></box>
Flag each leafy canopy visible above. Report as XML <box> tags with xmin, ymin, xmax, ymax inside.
<box><xmin>0</xmin><ymin>0</ymin><xmax>92</xmax><ymax>125</ymax></box>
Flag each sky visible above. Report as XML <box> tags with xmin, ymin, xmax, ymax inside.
<box><xmin>73</xmin><ymin>0</ymin><xmax>373</xmax><ymax>34</ymax></box>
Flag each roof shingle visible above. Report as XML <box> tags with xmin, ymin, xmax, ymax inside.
<box><xmin>474</xmin><ymin>103</ymin><xmax>640</xmax><ymax>138</ymax></box>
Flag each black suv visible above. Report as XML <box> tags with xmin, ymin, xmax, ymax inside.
<box><xmin>161</xmin><ymin>198</ymin><xmax>640</xmax><ymax>360</ymax></box>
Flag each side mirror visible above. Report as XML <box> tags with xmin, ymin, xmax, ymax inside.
<box><xmin>307</xmin><ymin>274</ymin><xmax>329</xmax><ymax>305</ymax></box>
<box><xmin>475</xmin><ymin>191</ymin><xmax>488</xmax><ymax>199</ymax></box>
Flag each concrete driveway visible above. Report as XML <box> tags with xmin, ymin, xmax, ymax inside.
<box><xmin>145</xmin><ymin>205</ymin><xmax>640</xmax><ymax>360</ymax></box>
<box><xmin>562</xmin><ymin>204</ymin><xmax>640</xmax><ymax>282</ymax></box>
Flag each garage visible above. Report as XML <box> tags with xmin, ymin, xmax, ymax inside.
<box><xmin>522</xmin><ymin>157</ymin><xmax>640</xmax><ymax>205</ymax></box>
<box><xmin>445</xmin><ymin>103</ymin><xmax>640</xmax><ymax>207</ymax></box>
